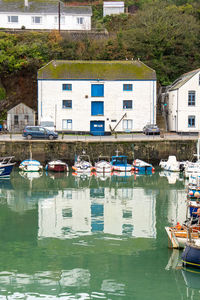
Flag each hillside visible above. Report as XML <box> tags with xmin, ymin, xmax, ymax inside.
<box><xmin>0</xmin><ymin>0</ymin><xmax>199</xmax><ymax>121</ymax></box>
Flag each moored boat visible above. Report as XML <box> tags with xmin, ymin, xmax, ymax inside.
<box><xmin>111</xmin><ymin>155</ymin><xmax>133</xmax><ymax>172</ymax></box>
<box><xmin>165</xmin><ymin>224</ymin><xmax>200</xmax><ymax>249</ymax></box>
<box><xmin>19</xmin><ymin>159</ymin><xmax>43</xmax><ymax>172</ymax></box>
<box><xmin>72</xmin><ymin>154</ymin><xmax>94</xmax><ymax>173</ymax></box>
<box><xmin>182</xmin><ymin>241</ymin><xmax>200</xmax><ymax>269</ymax></box>
<box><xmin>133</xmin><ymin>159</ymin><xmax>155</xmax><ymax>173</ymax></box>
<box><xmin>94</xmin><ymin>156</ymin><xmax>113</xmax><ymax>173</ymax></box>
<box><xmin>45</xmin><ymin>160</ymin><xmax>69</xmax><ymax>172</ymax></box>
<box><xmin>159</xmin><ymin>156</ymin><xmax>182</xmax><ymax>172</ymax></box>
<box><xmin>0</xmin><ymin>156</ymin><xmax>15</xmax><ymax>177</ymax></box>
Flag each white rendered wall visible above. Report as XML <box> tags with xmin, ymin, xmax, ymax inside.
<box><xmin>0</xmin><ymin>13</ymin><xmax>91</xmax><ymax>30</ymax></box>
<box><xmin>38</xmin><ymin>79</ymin><xmax>157</xmax><ymax>132</ymax></box>
<box><xmin>103</xmin><ymin>7</ymin><xmax>124</xmax><ymax>17</ymax></box>
<box><xmin>168</xmin><ymin>71</ymin><xmax>200</xmax><ymax>132</ymax></box>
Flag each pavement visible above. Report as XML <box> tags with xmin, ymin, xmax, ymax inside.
<box><xmin>0</xmin><ymin>133</ymin><xmax>198</xmax><ymax>142</ymax></box>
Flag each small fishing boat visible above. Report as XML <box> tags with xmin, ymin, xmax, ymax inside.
<box><xmin>111</xmin><ymin>155</ymin><xmax>133</xmax><ymax>172</ymax></box>
<box><xmin>72</xmin><ymin>154</ymin><xmax>94</xmax><ymax>173</ymax></box>
<box><xmin>133</xmin><ymin>159</ymin><xmax>155</xmax><ymax>173</ymax></box>
<box><xmin>159</xmin><ymin>156</ymin><xmax>182</xmax><ymax>172</ymax></box>
<box><xmin>184</xmin><ymin>162</ymin><xmax>200</xmax><ymax>178</ymax></box>
<box><xmin>0</xmin><ymin>156</ymin><xmax>15</xmax><ymax>177</ymax></box>
<box><xmin>19</xmin><ymin>159</ymin><xmax>43</xmax><ymax>172</ymax></box>
<box><xmin>182</xmin><ymin>241</ymin><xmax>200</xmax><ymax>269</ymax></box>
<box><xmin>165</xmin><ymin>224</ymin><xmax>200</xmax><ymax>249</ymax></box>
<box><xmin>45</xmin><ymin>160</ymin><xmax>69</xmax><ymax>172</ymax></box>
<box><xmin>94</xmin><ymin>156</ymin><xmax>113</xmax><ymax>173</ymax></box>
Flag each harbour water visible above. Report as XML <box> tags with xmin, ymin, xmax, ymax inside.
<box><xmin>0</xmin><ymin>170</ymin><xmax>199</xmax><ymax>299</ymax></box>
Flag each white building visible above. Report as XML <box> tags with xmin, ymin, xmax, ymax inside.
<box><xmin>167</xmin><ymin>68</ymin><xmax>200</xmax><ymax>132</ymax></box>
<box><xmin>103</xmin><ymin>1</ymin><xmax>124</xmax><ymax>17</ymax></box>
<box><xmin>0</xmin><ymin>0</ymin><xmax>92</xmax><ymax>31</ymax></box>
<box><xmin>37</xmin><ymin>60</ymin><xmax>157</xmax><ymax>135</ymax></box>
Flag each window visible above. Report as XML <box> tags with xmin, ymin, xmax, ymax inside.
<box><xmin>91</xmin><ymin>101</ymin><xmax>104</xmax><ymax>115</ymax></box>
<box><xmin>62</xmin><ymin>84</ymin><xmax>72</xmax><ymax>91</ymax></box>
<box><xmin>123</xmin><ymin>84</ymin><xmax>133</xmax><ymax>91</ymax></box>
<box><xmin>62</xmin><ymin>100</ymin><xmax>72</xmax><ymax>109</ymax></box>
<box><xmin>188</xmin><ymin>91</ymin><xmax>195</xmax><ymax>106</ymax></box>
<box><xmin>123</xmin><ymin>100</ymin><xmax>132</xmax><ymax>109</ymax></box>
<box><xmin>24</xmin><ymin>115</ymin><xmax>29</xmax><ymax>124</ymax></box>
<box><xmin>54</xmin><ymin>16</ymin><xmax>65</xmax><ymax>24</ymax></box>
<box><xmin>62</xmin><ymin>119</ymin><xmax>72</xmax><ymax>130</ymax></box>
<box><xmin>91</xmin><ymin>84</ymin><xmax>104</xmax><ymax>97</ymax></box>
<box><xmin>62</xmin><ymin>208</ymin><xmax>72</xmax><ymax>218</ymax></box>
<box><xmin>14</xmin><ymin>115</ymin><xmax>18</xmax><ymax>126</ymax></box>
<box><xmin>77</xmin><ymin>17</ymin><xmax>84</xmax><ymax>24</ymax></box>
<box><xmin>123</xmin><ymin>119</ymin><xmax>133</xmax><ymax>130</ymax></box>
<box><xmin>32</xmin><ymin>16</ymin><xmax>42</xmax><ymax>24</ymax></box>
<box><xmin>8</xmin><ymin>16</ymin><xmax>18</xmax><ymax>23</ymax></box>
<box><xmin>188</xmin><ymin>116</ymin><xmax>195</xmax><ymax>128</ymax></box>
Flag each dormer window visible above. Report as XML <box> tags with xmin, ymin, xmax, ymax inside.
<box><xmin>8</xmin><ymin>16</ymin><xmax>18</xmax><ymax>23</ymax></box>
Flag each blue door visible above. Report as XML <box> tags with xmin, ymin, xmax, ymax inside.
<box><xmin>90</xmin><ymin>121</ymin><xmax>105</xmax><ymax>136</ymax></box>
<box><xmin>91</xmin><ymin>101</ymin><xmax>104</xmax><ymax>116</ymax></box>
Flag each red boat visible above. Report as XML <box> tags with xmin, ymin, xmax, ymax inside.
<box><xmin>46</xmin><ymin>160</ymin><xmax>69</xmax><ymax>172</ymax></box>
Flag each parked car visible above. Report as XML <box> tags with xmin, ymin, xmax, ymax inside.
<box><xmin>143</xmin><ymin>124</ymin><xmax>160</xmax><ymax>135</ymax></box>
<box><xmin>22</xmin><ymin>126</ymin><xmax>58</xmax><ymax>140</ymax></box>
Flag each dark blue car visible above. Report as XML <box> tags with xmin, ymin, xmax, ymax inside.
<box><xmin>22</xmin><ymin>126</ymin><xmax>58</xmax><ymax>140</ymax></box>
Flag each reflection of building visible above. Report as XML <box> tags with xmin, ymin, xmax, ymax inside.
<box><xmin>38</xmin><ymin>187</ymin><xmax>156</xmax><ymax>239</ymax></box>
<box><xmin>166</xmin><ymin>190</ymin><xmax>187</xmax><ymax>224</ymax></box>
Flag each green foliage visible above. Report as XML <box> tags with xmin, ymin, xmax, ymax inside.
<box><xmin>0</xmin><ymin>0</ymin><xmax>199</xmax><ymax>86</ymax></box>
<box><xmin>0</xmin><ymin>87</ymin><xmax>6</xmax><ymax>100</ymax></box>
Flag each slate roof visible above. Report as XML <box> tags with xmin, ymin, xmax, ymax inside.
<box><xmin>169</xmin><ymin>68</ymin><xmax>200</xmax><ymax>91</ymax></box>
<box><xmin>0</xmin><ymin>0</ymin><xmax>92</xmax><ymax>15</ymax></box>
<box><xmin>38</xmin><ymin>60</ymin><xmax>156</xmax><ymax>80</ymax></box>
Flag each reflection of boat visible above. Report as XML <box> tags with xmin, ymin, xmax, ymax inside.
<box><xmin>45</xmin><ymin>160</ymin><xmax>69</xmax><ymax>172</ymax></box>
<box><xmin>159</xmin><ymin>170</ymin><xmax>181</xmax><ymax>184</ymax></box>
<box><xmin>19</xmin><ymin>159</ymin><xmax>43</xmax><ymax>172</ymax></box>
<box><xmin>94</xmin><ymin>156</ymin><xmax>113</xmax><ymax>173</ymax></box>
<box><xmin>46</xmin><ymin>172</ymin><xmax>69</xmax><ymax>179</ymax></box>
<box><xmin>111</xmin><ymin>155</ymin><xmax>132</xmax><ymax>172</ymax></box>
<box><xmin>182</xmin><ymin>267</ymin><xmax>200</xmax><ymax>289</ymax></box>
<box><xmin>19</xmin><ymin>171</ymin><xmax>43</xmax><ymax>180</ymax></box>
<box><xmin>0</xmin><ymin>156</ymin><xmax>15</xmax><ymax>177</ymax></box>
<box><xmin>133</xmin><ymin>159</ymin><xmax>154</xmax><ymax>173</ymax></box>
<box><xmin>72</xmin><ymin>155</ymin><xmax>94</xmax><ymax>173</ymax></box>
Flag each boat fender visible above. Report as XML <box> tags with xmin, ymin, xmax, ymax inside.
<box><xmin>189</xmin><ymin>191</ymin><xmax>193</xmax><ymax>196</ymax></box>
<box><xmin>175</xmin><ymin>222</ymin><xmax>182</xmax><ymax>230</ymax></box>
<box><xmin>194</xmin><ymin>192</ymin><xmax>200</xmax><ymax>198</ymax></box>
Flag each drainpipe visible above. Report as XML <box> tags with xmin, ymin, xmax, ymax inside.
<box><xmin>58</xmin><ymin>1</ymin><xmax>61</xmax><ymax>33</ymax></box>
<box><xmin>177</xmin><ymin>89</ymin><xmax>179</xmax><ymax>133</ymax></box>
<box><xmin>153</xmin><ymin>81</ymin><xmax>155</xmax><ymax>124</ymax></box>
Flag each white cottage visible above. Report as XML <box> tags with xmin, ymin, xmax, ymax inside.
<box><xmin>103</xmin><ymin>1</ymin><xmax>124</xmax><ymax>17</ymax></box>
<box><xmin>0</xmin><ymin>0</ymin><xmax>92</xmax><ymax>31</ymax></box>
<box><xmin>37</xmin><ymin>60</ymin><xmax>157</xmax><ymax>135</ymax></box>
<box><xmin>167</xmin><ymin>68</ymin><xmax>200</xmax><ymax>132</ymax></box>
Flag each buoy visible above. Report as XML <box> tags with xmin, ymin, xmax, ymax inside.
<box><xmin>194</xmin><ymin>191</ymin><xmax>200</xmax><ymax>198</ymax></box>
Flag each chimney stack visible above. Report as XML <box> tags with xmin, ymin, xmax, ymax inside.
<box><xmin>24</xmin><ymin>0</ymin><xmax>28</xmax><ymax>7</ymax></box>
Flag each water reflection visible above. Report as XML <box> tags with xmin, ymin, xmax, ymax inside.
<box><xmin>0</xmin><ymin>170</ymin><xmax>193</xmax><ymax>299</ymax></box>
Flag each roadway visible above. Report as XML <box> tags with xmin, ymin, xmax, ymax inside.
<box><xmin>0</xmin><ymin>133</ymin><xmax>198</xmax><ymax>142</ymax></box>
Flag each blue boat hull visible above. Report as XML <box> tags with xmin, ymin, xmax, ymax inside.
<box><xmin>182</xmin><ymin>244</ymin><xmax>200</xmax><ymax>269</ymax></box>
<box><xmin>0</xmin><ymin>164</ymin><xmax>15</xmax><ymax>177</ymax></box>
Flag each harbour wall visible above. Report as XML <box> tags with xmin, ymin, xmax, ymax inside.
<box><xmin>0</xmin><ymin>139</ymin><xmax>197</xmax><ymax>165</ymax></box>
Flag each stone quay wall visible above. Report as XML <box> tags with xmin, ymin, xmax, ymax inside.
<box><xmin>0</xmin><ymin>139</ymin><xmax>197</xmax><ymax>166</ymax></box>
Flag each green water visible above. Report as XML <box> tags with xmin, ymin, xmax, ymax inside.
<box><xmin>0</xmin><ymin>170</ymin><xmax>199</xmax><ymax>299</ymax></box>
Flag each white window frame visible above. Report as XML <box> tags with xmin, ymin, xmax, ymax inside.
<box><xmin>8</xmin><ymin>16</ymin><xmax>18</xmax><ymax>23</ymax></box>
<box><xmin>31</xmin><ymin>16</ymin><xmax>42</xmax><ymax>24</ymax></box>
<box><xmin>62</xmin><ymin>119</ymin><xmax>72</xmax><ymax>130</ymax></box>
<box><xmin>54</xmin><ymin>16</ymin><xmax>65</xmax><ymax>25</ymax></box>
<box><xmin>123</xmin><ymin>119</ymin><xmax>133</xmax><ymax>131</ymax></box>
<box><xmin>77</xmin><ymin>17</ymin><xmax>84</xmax><ymax>25</ymax></box>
